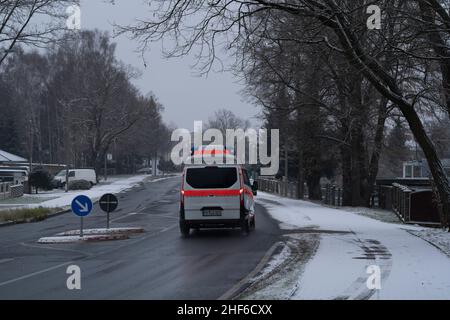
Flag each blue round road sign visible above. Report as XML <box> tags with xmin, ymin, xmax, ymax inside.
<box><xmin>71</xmin><ymin>195</ymin><xmax>93</xmax><ymax>217</ymax></box>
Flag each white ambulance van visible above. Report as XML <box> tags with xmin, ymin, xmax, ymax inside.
<box><xmin>179</xmin><ymin>146</ymin><xmax>258</xmax><ymax>237</ymax></box>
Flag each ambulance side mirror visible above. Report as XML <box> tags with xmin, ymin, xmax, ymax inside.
<box><xmin>252</xmin><ymin>181</ymin><xmax>258</xmax><ymax>196</ymax></box>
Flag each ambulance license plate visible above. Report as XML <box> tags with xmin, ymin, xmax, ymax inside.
<box><xmin>202</xmin><ymin>209</ymin><xmax>222</xmax><ymax>216</ymax></box>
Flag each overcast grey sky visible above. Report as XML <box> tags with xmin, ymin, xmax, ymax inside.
<box><xmin>80</xmin><ymin>0</ymin><xmax>259</xmax><ymax>130</ymax></box>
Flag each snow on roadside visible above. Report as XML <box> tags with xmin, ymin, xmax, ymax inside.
<box><xmin>37</xmin><ymin>234</ymin><xmax>128</xmax><ymax>243</ymax></box>
<box><xmin>32</xmin><ymin>175</ymin><xmax>150</xmax><ymax>209</ymax></box>
<box><xmin>254</xmin><ymin>192</ymin><xmax>450</xmax><ymax>300</ymax></box>
<box><xmin>56</xmin><ymin>227</ymin><xmax>144</xmax><ymax>236</ymax></box>
<box><xmin>408</xmin><ymin>228</ymin><xmax>450</xmax><ymax>259</ymax></box>
<box><xmin>2</xmin><ymin>175</ymin><xmax>175</xmax><ymax>211</ymax></box>
<box><xmin>256</xmin><ymin>192</ymin><xmax>414</xmax><ymax>232</ymax></box>
<box><xmin>251</xmin><ymin>244</ymin><xmax>292</xmax><ymax>282</ymax></box>
<box><xmin>339</xmin><ymin>206</ymin><xmax>402</xmax><ymax>224</ymax></box>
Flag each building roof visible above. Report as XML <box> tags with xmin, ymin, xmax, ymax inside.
<box><xmin>0</xmin><ymin>149</ymin><xmax>27</xmax><ymax>162</ymax></box>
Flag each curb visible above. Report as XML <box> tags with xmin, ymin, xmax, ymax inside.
<box><xmin>56</xmin><ymin>227</ymin><xmax>145</xmax><ymax>236</ymax></box>
<box><xmin>217</xmin><ymin>241</ymin><xmax>284</xmax><ymax>300</ymax></box>
<box><xmin>37</xmin><ymin>233</ymin><xmax>129</xmax><ymax>244</ymax></box>
<box><xmin>406</xmin><ymin>229</ymin><xmax>450</xmax><ymax>259</ymax></box>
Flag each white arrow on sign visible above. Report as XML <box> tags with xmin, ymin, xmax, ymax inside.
<box><xmin>75</xmin><ymin>200</ymin><xmax>89</xmax><ymax>213</ymax></box>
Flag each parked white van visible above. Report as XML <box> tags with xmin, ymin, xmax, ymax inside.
<box><xmin>53</xmin><ymin>169</ymin><xmax>97</xmax><ymax>188</ymax></box>
<box><xmin>179</xmin><ymin>147</ymin><xmax>258</xmax><ymax>237</ymax></box>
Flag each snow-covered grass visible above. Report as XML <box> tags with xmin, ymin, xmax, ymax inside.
<box><xmin>408</xmin><ymin>228</ymin><xmax>450</xmax><ymax>259</ymax></box>
<box><xmin>250</xmin><ymin>192</ymin><xmax>450</xmax><ymax>300</ymax></box>
<box><xmin>0</xmin><ymin>207</ymin><xmax>63</xmax><ymax>223</ymax></box>
<box><xmin>339</xmin><ymin>206</ymin><xmax>402</xmax><ymax>224</ymax></box>
<box><xmin>0</xmin><ymin>174</ymin><xmax>171</xmax><ymax>211</ymax></box>
<box><xmin>0</xmin><ymin>194</ymin><xmax>59</xmax><ymax>205</ymax></box>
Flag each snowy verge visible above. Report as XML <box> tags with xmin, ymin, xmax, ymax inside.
<box><xmin>252</xmin><ymin>192</ymin><xmax>450</xmax><ymax>300</ymax></box>
<box><xmin>0</xmin><ymin>175</ymin><xmax>176</xmax><ymax>211</ymax></box>
<box><xmin>239</xmin><ymin>234</ymin><xmax>320</xmax><ymax>300</ymax></box>
<box><xmin>338</xmin><ymin>206</ymin><xmax>402</xmax><ymax>224</ymax></box>
<box><xmin>255</xmin><ymin>191</ymin><xmax>417</xmax><ymax>232</ymax></box>
<box><xmin>407</xmin><ymin>228</ymin><xmax>450</xmax><ymax>259</ymax></box>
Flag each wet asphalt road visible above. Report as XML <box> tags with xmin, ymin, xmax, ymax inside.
<box><xmin>0</xmin><ymin>176</ymin><xmax>281</xmax><ymax>299</ymax></box>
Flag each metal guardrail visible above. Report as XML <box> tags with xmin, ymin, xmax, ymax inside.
<box><xmin>257</xmin><ymin>178</ymin><xmax>342</xmax><ymax>206</ymax></box>
<box><xmin>259</xmin><ymin>177</ymin><xmax>441</xmax><ymax>224</ymax></box>
<box><xmin>391</xmin><ymin>183</ymin><xmax>412</xmax><ymax>222</ymax></box>
<box><xmin>258</xmin><ymin>178</ymin><xmax>303</xmax><ymax>199</ymax></box>
<box><xmin>258</xmin><ymin>177</ymin><xmax>382</xmax><ymax>208</ymax></box>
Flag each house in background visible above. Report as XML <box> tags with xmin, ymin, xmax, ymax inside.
<box><xmin>0</xmin><ymin>149</ymin><xmax>27</xmax><ymax>164</ymax></box>
<box><xmin>402</xmin><ymin>159</ymin><xmax>450</xmax><ymax>179</ymax></box>
<box><xmin>0</xmin><ymin>149</ymin><xmax>28</xmax><ymax>184</ymax></box>
<box><xmin>0</xmin><ymin>149</ymin><xmax>28</xmax><ymax>199</ymax></box>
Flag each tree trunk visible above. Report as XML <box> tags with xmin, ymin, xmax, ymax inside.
<box><xmin>366</xmin><ymin>100</ymin><xmax>388</xmax><ymax>206</ymax></box>
<box><xmin>327</xmin><ymin>10</ymin><xmax>450</xmax><ymax>223</ymax></box>
<box><xmin>341</xmin><ymin>143</ymin><xmax>353</xmax><ymax>206</ymax></box>
<box><xmin>297</xmin><ymin>147</ymin><xmax>305</xmax><ymax>199</ymax></box>
<box><xmin>418</xmin><ymin>0</ymin><xmax>450</xmax><ymax>119</ymax></box>
<box><xmin>400</xmin><ymin>104</ymin><xmax>450</xmax><ymax>221</ymax></box>
<box><xmin>307</xmin><ymin>171</ymin><xmax>322</xmax><ymax>200</ymax></box>
<box><xmin>348</xmin><ymin>72</ymin><xmax>368</xmax><ymax>207</ymax></box>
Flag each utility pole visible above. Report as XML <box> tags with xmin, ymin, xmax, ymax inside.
<box><xmin>28</xmin><ymin>119</ymin><xmax>33</xmax><ymax>194</ymax></box>
<box><xmin>104</xmin><ymin>152</ymin><xmax>108</xmax><ymax>181</ymax></box>
<box><xmin>284</xmin><ymin>147</ymin><xmax>288</xmax><ymax>180</ymax></box>
<box><xmin>65</xmin><ymin>165</ymin><xmax>69</xmax><ymax>193</ymax></box>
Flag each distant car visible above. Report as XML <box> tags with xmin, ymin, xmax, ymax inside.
<box><xmin>137</xmin><ymin>167</ymin><xmax>153</xmax><ymax>174</ymax></box>
<box><xmin>53</xmin><ymin>169</ymin><xmax>97</xmax><ymax>188</ymax></box>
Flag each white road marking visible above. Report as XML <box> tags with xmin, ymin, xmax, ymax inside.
<box><xmin>20</xmin><ymin>242</ymin><xmax>90</xmax><ymax>256</ymax></box>
<box><xmin>0</xmin><ymin>261</ymin><xmax>73</xmax><ymax>288</ymax></box>
<box><xmin>0</xmin><ymin>223</ymin><xmax>178</xmax><ymax>288</ymax></box>
<box><xmin>0</xmin><ymin>258</ymin><xmax>13</xmax><ymax>264</ymax></box>
<box><xmin>110</xmin><ymin>212</ymin><xmax>140</xmax><ymax>222</ymax></box>
<box><xmin>111</xmin><ymin>212</ymin><xmax>178</xmax><ymax>222</ymax></box>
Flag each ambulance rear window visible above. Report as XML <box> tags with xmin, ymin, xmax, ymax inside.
<box><xmin>186</xmin><ymin>167</ymin><xmax>237</xmax><ymax>189</ymax></box>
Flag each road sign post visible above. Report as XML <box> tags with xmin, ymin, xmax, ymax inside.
<box><xmin>71</xmin><ymin>195</ymin><xmax>93</xmax><ymax>238</ymax></box>
<box><xmin>80</xmin><ymin>216</ymin><xmax>84</xmax><ymax>237</ymax></box>
<box><xmin>99</xmin><ymin>193</ymin><xmax>118</xmax><ymax>229</ymax></box>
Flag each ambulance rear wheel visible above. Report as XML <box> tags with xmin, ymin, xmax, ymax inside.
<box><xmin>180</xmin><ymin>221</ymin><xmax>190</xmax><ymax>238</ymax></box>
<box><xmin>250</xmin><ymin>216</ymin><xmax>256</xmax><ymax>230</ymax></box>
<box><xmin>241</xmin><ymin>217</ymin><xmax>250</xmax><ymax>234</ymax></box>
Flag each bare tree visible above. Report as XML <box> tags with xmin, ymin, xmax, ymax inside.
<box><xmin>118</xmin><ymin>0</ymin><xmax>450</xmax><ymax>224</ymax></box>
<box><xmin>0</xmin><ymin>0</ymin><xmax>77</xmax><ymax>67</ymax></box>
<box><xmin>206</xmin><ymin>108</ymin><xmax>250</xmax><ymax>135</ymax></box>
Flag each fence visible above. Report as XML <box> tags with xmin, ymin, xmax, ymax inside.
<box><xmin>323</xmin><ymin>184</ymin><xmax>343</xmax><ymax>206</ymax></box>
<box><xmin>257</xmin><ymin>178</ymin><xmax>344</xmax><ymax>206</ymax></box>
<box><xmin>0</xmin><ymin>182</ymin><xmax>24</xmax><ymax>200</ymax></box>
<box><xmin>388</xmin><ymin>183</ymin><xmax>440</xmax><ymax>224</ymax></box>
<box><xmin>257</xmin><ymin>178</ymin><xmax>303</xmax><ymax>199</ymax></box>
<box><xmin>391</xmin><ymin>183</ymin><xmax>412</xmax><ymax>222</ymax></box>
<box><xmin>258</xmin><ymin>177</ymin><xmax>440</xmax><ymax>224</ymax></box>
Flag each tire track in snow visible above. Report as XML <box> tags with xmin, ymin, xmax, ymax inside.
<box><xmin>335</xmin><ymin>236</ymin><xmax>392</xmax><ymax>300</ymax></box>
